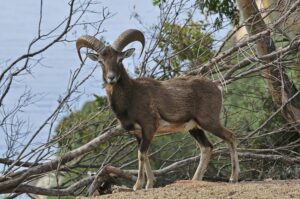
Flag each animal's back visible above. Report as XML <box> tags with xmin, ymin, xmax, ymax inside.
<box><xmin>134</xmin><ymin>76</ymin><xmax>222</xmax><ymax>124</ymax></box>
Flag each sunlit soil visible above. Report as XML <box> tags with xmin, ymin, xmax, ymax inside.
<box><xmin>77</xmin><ymin>180</ymin><xmax>300</xmax><ymax>199</ymax></box>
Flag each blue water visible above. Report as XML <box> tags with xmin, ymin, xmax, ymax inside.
<box><xmin>0</xmin><ymin>0</ymin><xmax>159</xmax><ymax>155</ymax></box>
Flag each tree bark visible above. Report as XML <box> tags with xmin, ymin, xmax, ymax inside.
<box><xmin>237</xmin><ymin>0</ymin><xmax>300</xmax><ymax>132</ymax></box>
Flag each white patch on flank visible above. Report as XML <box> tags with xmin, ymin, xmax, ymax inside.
<box><xmin>156</xmin><ymin>119</ymin><xmax>197</xmax><ymax>133</ymax></box>
<box><xmin>133</xmin><ymin>119</ymin><xmax>198</xmax><ymax>135</ymax></box>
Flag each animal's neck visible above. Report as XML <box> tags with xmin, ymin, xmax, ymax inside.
<box><xmin>105</xmin><ymin>64</ymin><xmax>133</xmax><ymax>114</ymax></box>
<box><xmin>118</xmin><ymin>65</ymin><xmax>131</xmax><ymax>85</ymax></box>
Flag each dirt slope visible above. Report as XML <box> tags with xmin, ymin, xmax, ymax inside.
<box><xmin>79</xmin><ymin>180</ymin><xmax>300</xmax><ymax>199</ymax></box>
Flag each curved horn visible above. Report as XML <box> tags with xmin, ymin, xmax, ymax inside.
<box><xmin>76</xmin><ymin>35</ymin><xmax>105</xmax><ymax>62</ymax></box>
<box><xmin>112</xmin><ymin>29</ymin><xmax>145</xmax><ymax>57</ymax></box>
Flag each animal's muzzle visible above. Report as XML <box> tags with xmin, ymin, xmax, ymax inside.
<box><xmin>107</xmin><ymin>72</ymin><xmax>119</xmax><ymax>84</ymax></box>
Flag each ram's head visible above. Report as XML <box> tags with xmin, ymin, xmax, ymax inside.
<box><xmin>76</xmin><ymin>29</ymin><xmax>145</xmax><ymax>84</ymax></box>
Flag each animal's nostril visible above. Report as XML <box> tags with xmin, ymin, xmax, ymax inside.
<box><xmin>107</xmin><ymin>73</ymin><xmax>115</xmax><ymax>81</ymax></box>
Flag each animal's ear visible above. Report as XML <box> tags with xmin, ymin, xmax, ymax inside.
<box><xmin>121</xmin><ymin>48</ymin><xmax>135</xmax><ymax>59</ymax></box>
<box><xmin>86</xmin><ymin>53</ymin><xmax>98</xmax><ymax>61</ymax></box>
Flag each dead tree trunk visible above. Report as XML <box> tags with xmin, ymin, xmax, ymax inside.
<box><xmin>237</xmin><ymin>0</ymin><xmax>300</xmax><ymax>132</ymax></box>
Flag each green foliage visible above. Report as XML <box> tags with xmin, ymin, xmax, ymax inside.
<box><xmin>56</xmin><ymin>96</ymin><xmax>114</xmax><ymax>152</ymax></box>
<box><xmin>152</xmin><ymin>0</ymin><xmax>161</xmax><ymax>6</ymax></box>
<box><xmin>225</xmin><ymin>77</ymin><xmax>273</xmax><ymax>131</ymax></box>
<box><xmin>156</xmin><ymin>20</ymin><xmax>214</xmax><ymax>79</ymax></box>
<box><xmin>152</xmin><ymin>0</ymin><xmax>239</xmax><ymax>27</ymax></box>
<box><xmin>163</xmin><ymin>21</ymin><xmax>213</xmax><ymax>62</ymax></box>
<box><xmin>223</xmin><ymin>74</ymin><xmax>299</xmax><ymax>180</ymax></box>
<box><xmin>196</xmin><ymin>0</ymin><xmax>239</xmax><ymax>26</ymax></box>
<box><xmin>55</xmin><ymin>96</ymin><xmax>119</xmax><ymax>190</ymax></box>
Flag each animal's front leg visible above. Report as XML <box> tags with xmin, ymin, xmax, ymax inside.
<box><xmin>132</xmin><ymin>152</ymin><xmax>156</xmax><ymax>190</ymax></box>
<box><xmin>133</xmin><ymin>127</ymin><xmax>154</xmax><ymax>191</ymax></box>
<box><xmin>144</xmin><ymin>155</ymin><xmax>155</xmax><ymax>189</ymax></box>
<box><xmin>133</xmin><ymin>150</ymin><xmax>146</xmax><ymax>191</ymax></box>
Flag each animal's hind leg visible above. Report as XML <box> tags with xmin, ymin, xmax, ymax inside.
<box><xmin>223</xmin><ymin>128</ymin><xmax>240</xmax><ymax>182</ymax></box>
<box><xmin>197</xmin><ymin>119</ymin><xmax>240</xmax><ymax>182</ymax></box>
<box><xmin>189</xmin><ymin>128</ymin><xmax>213</xmax><ymax>180</ymax></box>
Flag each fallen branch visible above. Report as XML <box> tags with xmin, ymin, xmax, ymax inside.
<box><xmin>0</xmin><ymin>158</ymin><xmax>41</xmax><ymax>168</ymax></box>
<box><xmin>3</xmin><ymin>148</ymin><xmax>300</xmax><ymax>196</ymax></box>
<box><xmin>88</xmin><ymin>165</ymin><xmax>136</xmax><ymax>196</ymax></box>
<box><xmin>0</xmin><ymin>128</ymin><xmax>127</xmax><ymax>192</ymax></box>
<box><xmin>3</xmin><ymin>176</ymin><xmax>94</xmax><ymax>196</ymax></box>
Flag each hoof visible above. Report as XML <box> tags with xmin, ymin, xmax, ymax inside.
<box><xmin>145</xmin><ymin>182</ymin><xmax>153</xmax><ymax>190</ymax></box>
<box><xmin>133</xmin><ymin>183</ymin><xmax>142</xmax><ymax>191</ymax></box>
<box><xmin>229</xmin><ymin>176</ymin><xmax>239</xmax><ymax>183</ymax></box>
<box><xmin>192</xmin><ymin>176</ymin><xmax>204</xmax><ymax>181</ymax></box>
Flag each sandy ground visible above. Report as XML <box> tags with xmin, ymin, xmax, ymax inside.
<box><xmin>78</xmin><ymin>180</ymin><xmax>300</xmax><ymax>199</ymax></box>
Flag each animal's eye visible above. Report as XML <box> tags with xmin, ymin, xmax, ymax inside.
<box><xmin>102</xmin><ymin>51</ymin><xmax>107</xmax><ymax>57</ymax></box>
<box><xmin>98</xmin><ymin>57</ymin><xmax>104</xmax><ymax>64</ymax></box>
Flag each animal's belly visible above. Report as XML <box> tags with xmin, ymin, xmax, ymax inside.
<box><xmin>157</xmin><ymin>119</ymin><xmax>198</xmax><ymax>133</ymax></box>
<box><xmin>133</xmin><ymin>119</ymin><xmax>198</xmax><ymax>134</ymax></box>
